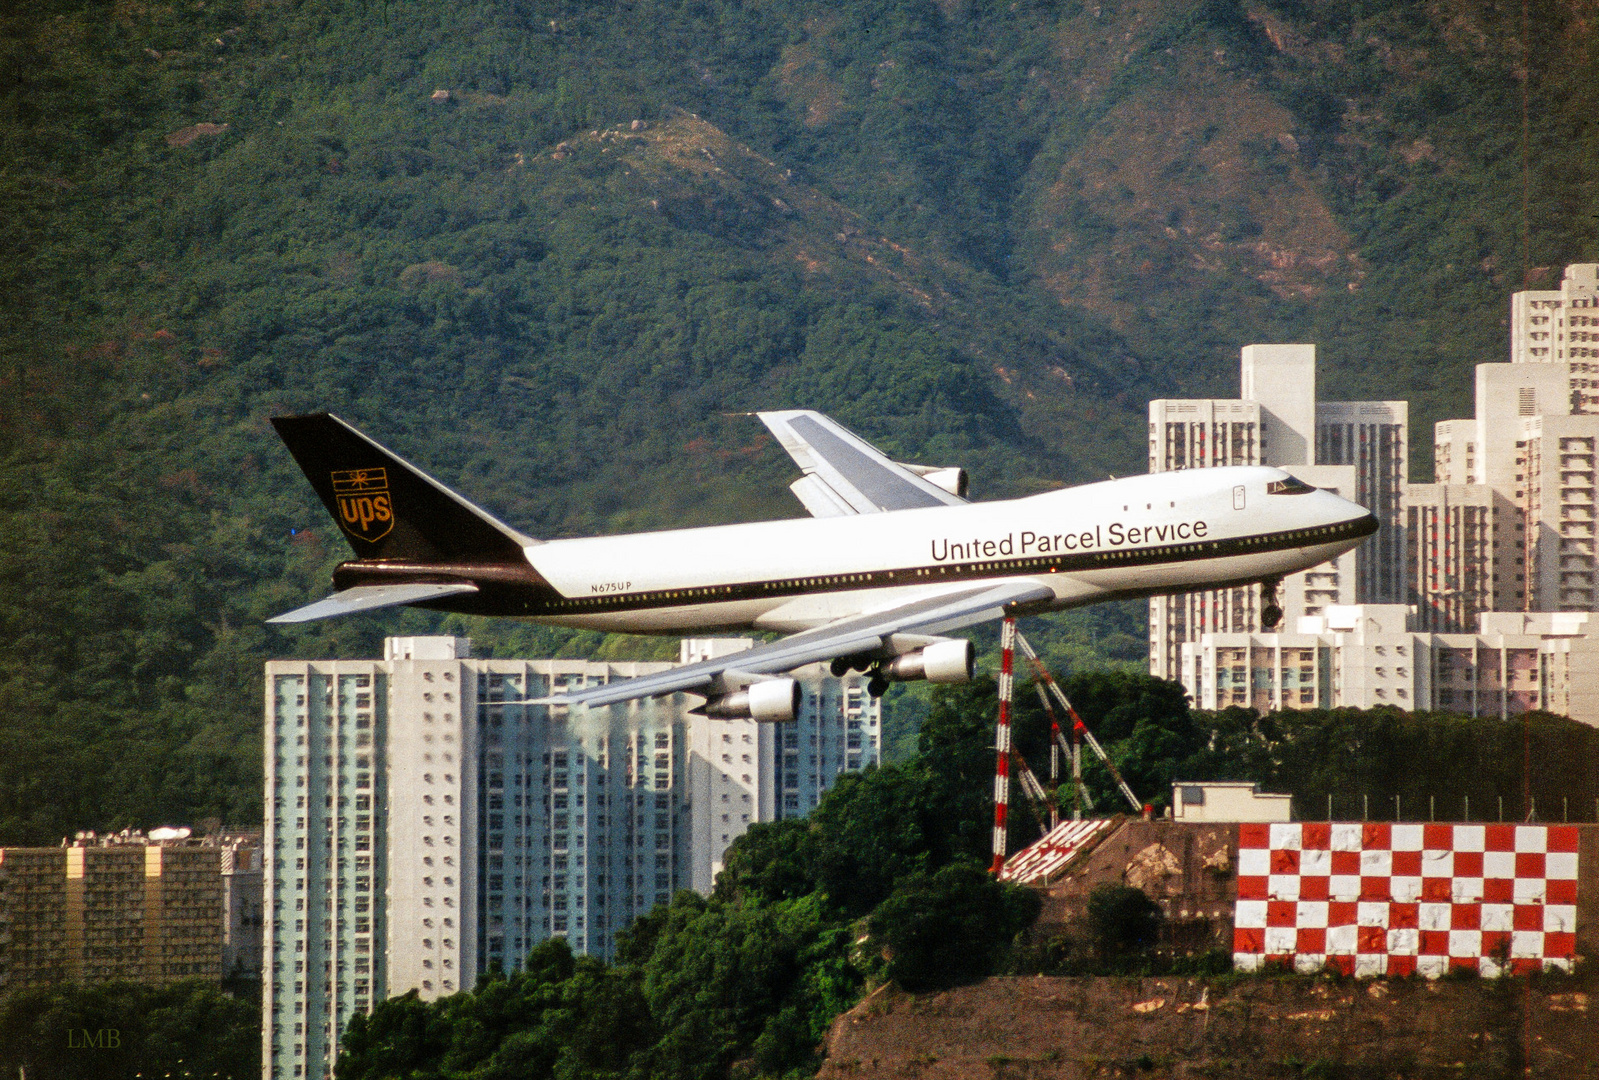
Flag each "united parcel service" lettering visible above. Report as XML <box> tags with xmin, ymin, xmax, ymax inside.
<box><xmin>931</xmin><ymin>520</ymin><xmax>1208</xmax><ymax>562</ymax></box>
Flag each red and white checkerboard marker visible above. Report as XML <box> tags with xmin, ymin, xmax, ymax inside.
<box><xmin>1233</xmin><ymin>822</ymin><xmax>1579</xmax><ymax>978</ymax></box>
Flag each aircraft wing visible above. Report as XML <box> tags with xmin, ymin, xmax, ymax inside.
<box><xmin>758</xmin><ymin>410</ymin><xmax>968</xmax><ymax>516</ymax></box>
<box><xmin>542</xmin><ymin>579</ymin><xmax>1054</xmax><ymax>708</ymax></box>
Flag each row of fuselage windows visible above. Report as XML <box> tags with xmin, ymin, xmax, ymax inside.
<box><xmin>539</xmin><ymin>522</ymin><xmax>1354</xmax><ymax>611</ymax></box>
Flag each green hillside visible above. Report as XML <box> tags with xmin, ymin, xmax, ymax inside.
<box><xmin>1</xmin><ymin>0</ymin><xmax>1597</xmax><ymax>842</ymax></box>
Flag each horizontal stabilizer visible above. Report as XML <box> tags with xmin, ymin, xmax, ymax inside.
<box><xmin>266</xmin><ymin>583</ymin><xmax>479</xmax><ymax>624</ymax></box>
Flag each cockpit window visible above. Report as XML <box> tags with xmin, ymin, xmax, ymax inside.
<box><xmin>1267</xmin><ymin>475</ymin><xmax>1317</xmax><ymax>495</ymax></box>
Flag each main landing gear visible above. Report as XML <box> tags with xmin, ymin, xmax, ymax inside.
<box><xmin>830</xmin><ymin>655</ymin><xmax>865</xmax><ymax>678</ymax></box>
<box><xmin>1259</xmin><ymin>577</ymin><xmax>1283</xmax><ymax>631</ymax></box>
<box><xmin>834</xmin><ymin>640</ymin><xmax>975</xmax><ymax>698</ymax></box>
<box><xmin>831</xmin><ymin>654</ymin><xmax>890</xmax><ymax>698</ymax></box>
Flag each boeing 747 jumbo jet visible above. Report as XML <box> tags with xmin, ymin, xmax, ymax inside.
<box><xmin>268</xmin><ymin>411</ymin><xmax>1376</xmax><ymax>720</ymax></box>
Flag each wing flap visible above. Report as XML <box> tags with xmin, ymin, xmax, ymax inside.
<box><xmin>266</xmin><ymin>583</ymin><xmax>480</xmax><ymax>624</ymax></box>
<box><xmin>544</xmin><ymin>580</ymin><xmax>1053</xmax><ymax>708</ymax></box>
<box><xmin>787</xmin><ymin>475</ymin><xmax>856</xmax><ymax>518</ymax></box>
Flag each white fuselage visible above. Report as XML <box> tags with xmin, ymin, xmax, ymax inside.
<box><xmin>517</xmin><ymin>466</ymin><xmax>1376</xmax><ymax>635</ymax></box>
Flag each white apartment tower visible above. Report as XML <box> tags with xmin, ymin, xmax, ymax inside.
<box><xmin>264</xmin><ymin>637</ymin><xmax>878</xmax><ymax>1080</ymax></box>
<box><xmin>681</xmin><ymin>640</ymin><xmax>879</xmax><ymax>893</ymax></box>
<box><xmin>263</xmin><ymin>655</ymin><xmax>389</xmax><ymax>1079</ymax></box>
<box><xmin>1148</xmin><ymin>345</ymin><xmax>1407</xmax><ymax>680</ymax></box>
<box><xmin>1409</xmin><ymin>263</ymin><xmax>1599</xmax><ymax>628</ymax></box>
<box><xmin>1510</xmin><ymin>261</ymin><xmax>1599</xmax><ymax>368</ymax></box>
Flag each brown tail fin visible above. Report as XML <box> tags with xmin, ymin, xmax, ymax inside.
<box><xmin>270</xmin><ymin>413</ymin><xmax>535</xmax><ymax>562</ymax></box>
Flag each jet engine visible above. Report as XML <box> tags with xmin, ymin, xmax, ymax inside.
<box><xmin>895</xmin><ymin>462</ymin><xmax>970</xmax><ymax>499</ymax></box>
<box><xmin>830</xmin><ymin>637</ymin><xmax>976</xmax><ymax>697</ymax></box>
<box><xmin>879</xmin><ymin>638</ymin><xmax>975</xmax><ymax>684</ymax></box>
<box><xmin>700</xmin><ymin>678</ymin><xmax>801</xmax><ymax>722</ymax></box>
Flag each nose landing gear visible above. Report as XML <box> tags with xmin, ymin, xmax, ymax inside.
<box><xmin>1259</xmin><ymin>578</ymin><xmax>1283</xmax><ymax>631</ymax></box>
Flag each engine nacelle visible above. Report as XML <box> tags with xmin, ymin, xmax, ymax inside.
<box><xmin>894</xmin><ymin>462</ymin><xmax>970</xmax><ymax>499</ymax></box>
<box><xmin>880</xmin><ymin>639</ymin><xmax>974</xmax><ymax>684</ymax></box>
<box><xmin>919</xmin><ymin>467</ymin><xmax>969</xmax><ymax>499</ymax></box>
<box><xmin>701</xmin><ymin>678</ymin><xmax>801</xmax><ymax>722</ymax></box>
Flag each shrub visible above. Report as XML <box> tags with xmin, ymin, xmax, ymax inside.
<box><xmin>1085</xmin><ymin>883</ymin><xmax>1162</xmax><ymax>958</ymax></box>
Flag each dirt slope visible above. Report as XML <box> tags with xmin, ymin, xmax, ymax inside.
<box><xmin>820</xmin><ymin>975</ymin><xmax>1597</xmax><ymax>1079</ymax></box>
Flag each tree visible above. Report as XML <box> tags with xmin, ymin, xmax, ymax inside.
<box><xmin>0</xmin><ymin>980</ymin><xmax>258</xmax><ymax>1080</ymax></box>
<box><xmin>1060</xmin><ymin>671</ymin><xmax>1201</xmax><ymax>811</ymax></box>
<box><xmin>866</xmin><ymin>863</ymin><xmax>1040</xmax><ymax>992</ymax></box>
<box><xmin>711</xmin><ymin>818</ymin><xmax>815</xmax><ymax>905</ymax></box>
<box><xmin>634</xmin><ymin>891</ymin><xmax>855</xmax><ymax>1080</ymax></box>
<box><xmin>804</xmin><ymin>765</ymin><xmax>936</xmax><ymax>917</ymax></box>
<box><xmin>336</xmin><ymin>990</ymin><xmax>451</xmax><ymax>1080</ymax></box>
<box><xmin>916</xmin><ymin>679</ymin><xmax>1005</xmax><ymax>866</ymax></box>
<box><xmin>336</xmin><ymin>939</ymin><xmax>657</xmax><ymax>1080</ymax></box>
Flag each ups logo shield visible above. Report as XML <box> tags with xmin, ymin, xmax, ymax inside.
<box><xmin>332</xmin><ymin>468</ymin><xmax>394</xmax><ymax>543</ymax></box>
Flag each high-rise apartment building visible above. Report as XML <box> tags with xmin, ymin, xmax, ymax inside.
<box><xmin>681</xmin><ymin>640</ymin><xmax>878</xmax><ymax>893</ymax></box>
<box><xmin>1315</xmin><ymin>400</ymin><xmax>1409</xmax><ymax>603</ymax></box>
<box><xmin>1166</xmin><ymin>265</ymin><xmax>1599</xmax><ymax>721</ymax></box>
<box><xmin>0</xmin><ymin>830</ymin><xmax>232</xmax><ymax>994</ymax></box>
<box><xmin>1148</xmin><ymin>344</ymin><xmax>1407</xmax><ymax>679</ymax></box>
<box><xmin>1408</xmin><ymin>263</ymin><xmax>1599</xmax><ymax>628</ymax></box>
<box><xmin>263</xmin><ymin>636</ymin><xmax>879</xmax><ymax>1080</ymax></box>
<box><xmin>1509</xmin><ymin>261</ymin><xmax>1599</xmax><ymax>367</ymax></box>
<box><xmin>1401</xmin><ymin>482</ymin><xmax>1520</xmax><ymax>631</ymax></box>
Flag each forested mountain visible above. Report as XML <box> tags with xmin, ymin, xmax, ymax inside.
<box><xmin>2</xmin><ymin>0</ymin><xmax>1597</xmax><ymax>843</ymax></box>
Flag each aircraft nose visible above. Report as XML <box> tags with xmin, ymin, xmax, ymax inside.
<box><xmin>1330</xmin><ymin>497</ymin><xmax>1379</xmax><ymax>538</ymax></box>
<box><xmin>1319</xmin><ymin>489</ymin><xmax>1378</xmax><ymax>537</ymax></box>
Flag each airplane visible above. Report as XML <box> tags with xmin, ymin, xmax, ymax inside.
<box><xmin>267</xmin><ymin>410</ymin><xmax>1377</xmax><ymax>720</ymax></box>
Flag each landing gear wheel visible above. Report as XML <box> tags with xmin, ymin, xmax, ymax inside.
<box><xmin>866</xmin><ymin>672</ymin><xmax>890</xmax><ymax>698</ymax></box>
<box><xmin>830</xmin><ymin>657</ymin><xmax>851</xmax><ymax>678</ymax></box>
<box><xmin>1258</xmin><ymin>577</ymin><xmax>1283</xmax><ymax>631</ymax></box>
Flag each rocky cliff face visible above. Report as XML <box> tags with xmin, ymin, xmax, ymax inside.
<box><xmin>819</xmin><ymin>974</ymin><xmax>1597</xmax><ymax>1079</ymax></box>
<box><xmin>1028</xmin><ymin>820</ymin><xmax>1242</xmax><ymax>956</ymax></box>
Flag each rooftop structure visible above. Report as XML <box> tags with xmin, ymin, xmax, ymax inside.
<box><xmin>1170</xmin><ymin>782</ymin><xmax>1292</xmax><ymax>823</ymax></box>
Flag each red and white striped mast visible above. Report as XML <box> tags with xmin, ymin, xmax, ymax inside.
<box><xmin>990</xmin><ymin>617</ymin><xmax>1017</xmax><ymax>874</ymax></box>
<box><xmin>1013</xmin><ymin>628</ymin><xmax>1143</xmax><ymax>815</ymax></box>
